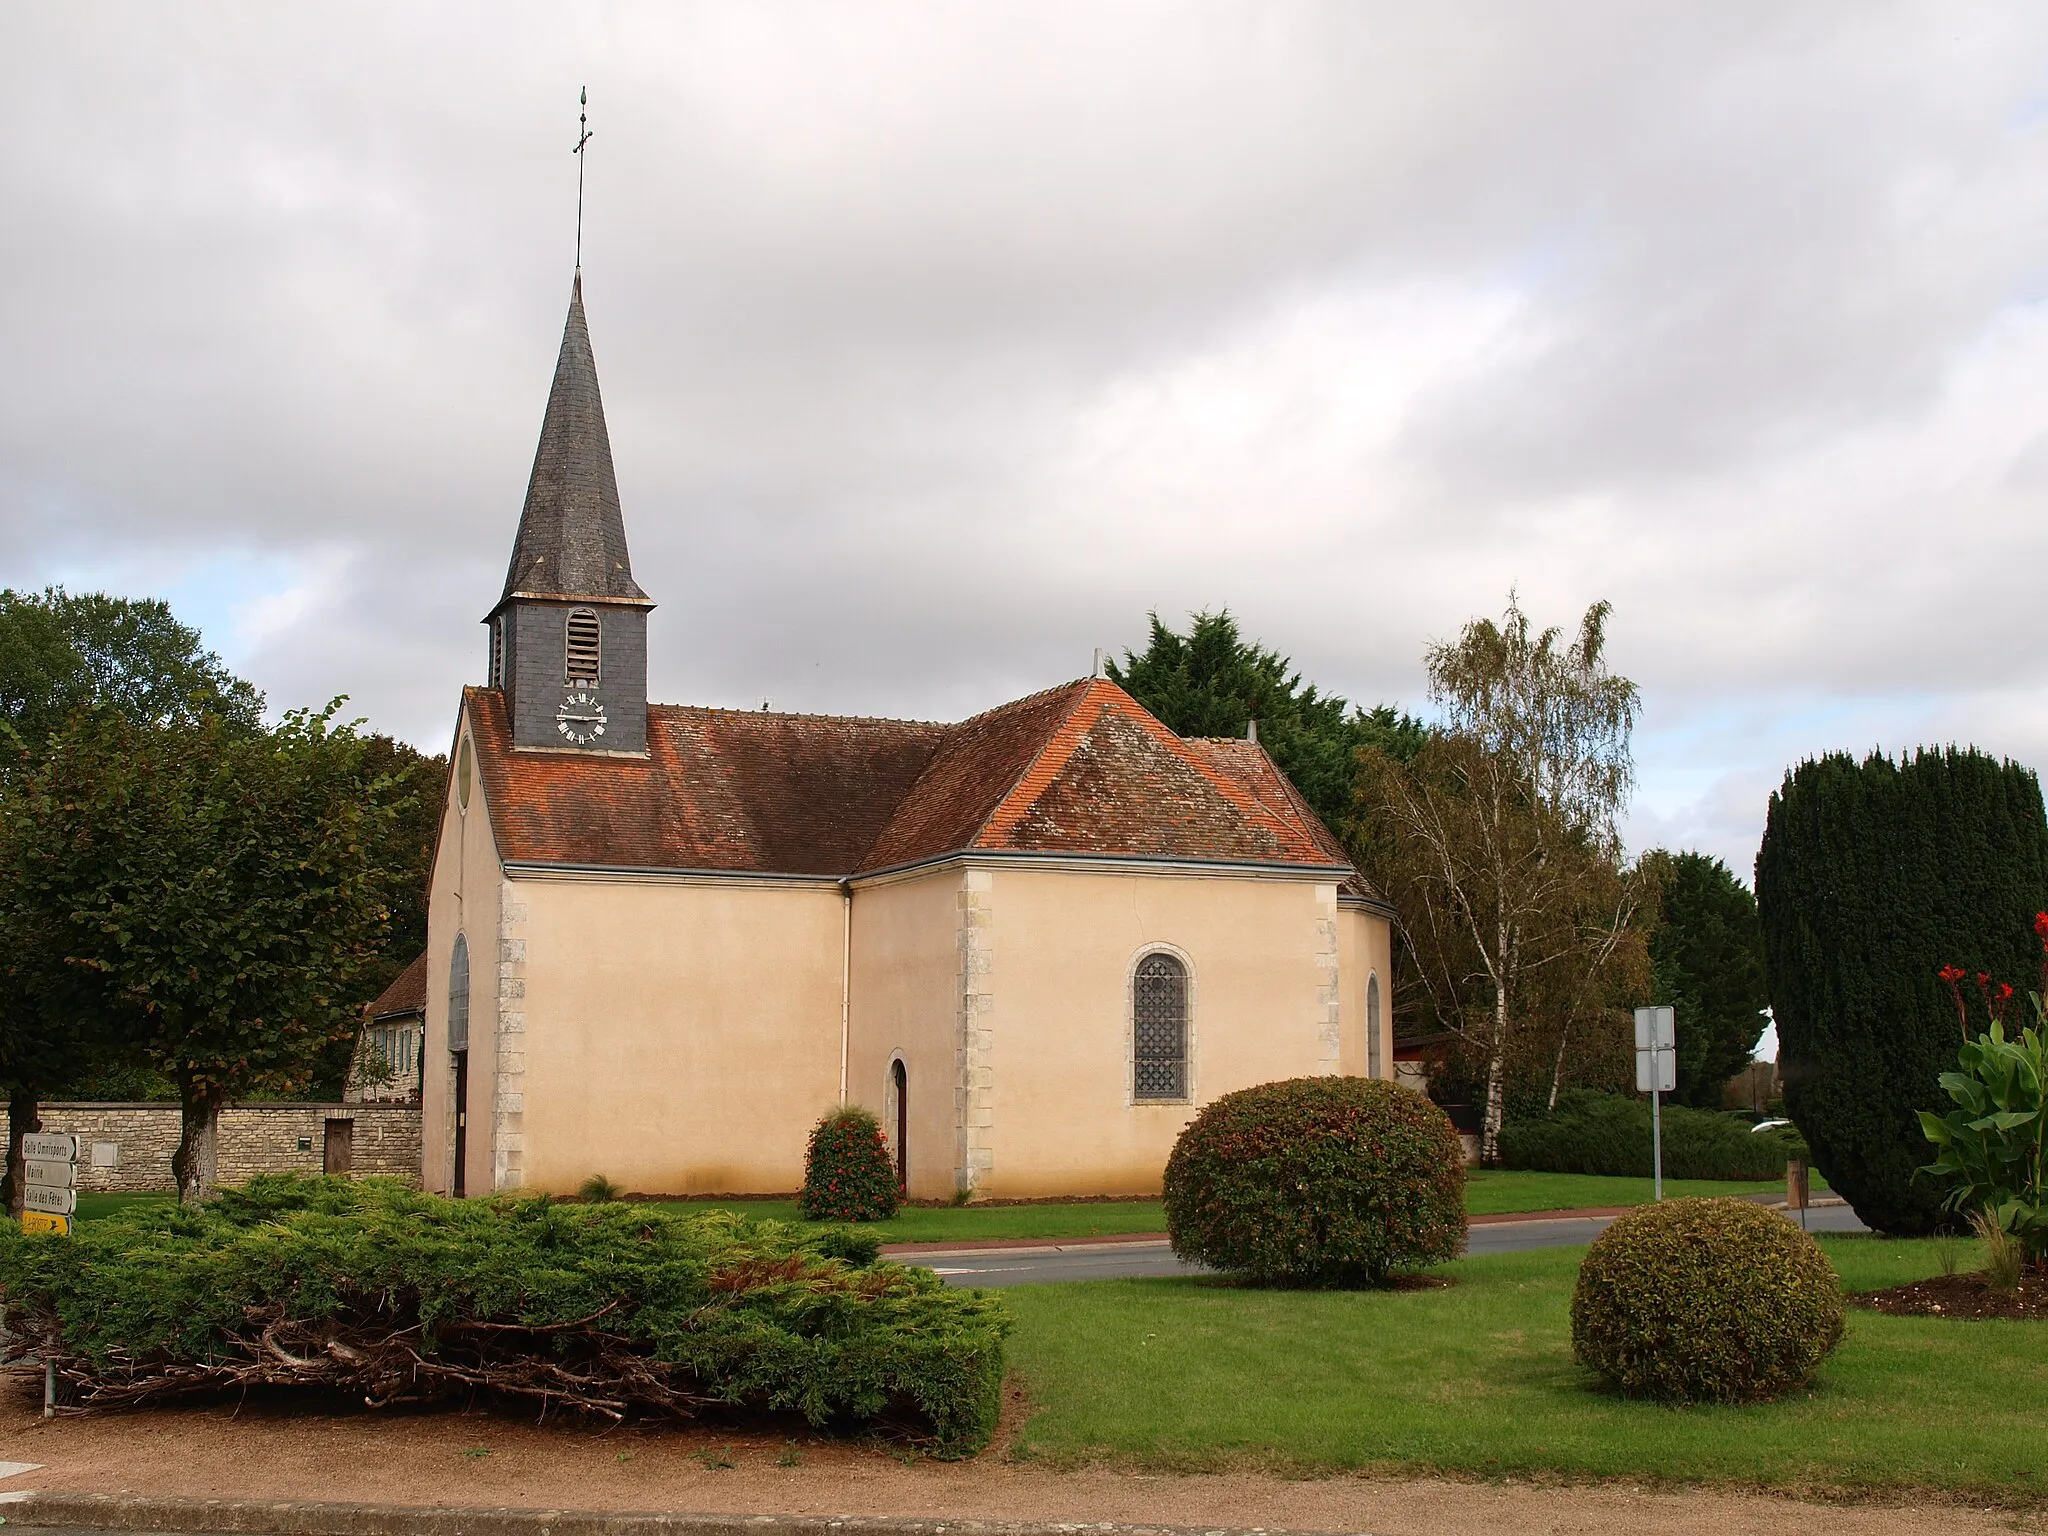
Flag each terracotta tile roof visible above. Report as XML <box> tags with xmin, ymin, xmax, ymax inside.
<box><xmin>466</xmin><ymin>688</ymin><xmax>945</xmax><ymax>875</ymax></box>
<box><xmin>366</xmin><ymin>951</ymin><xmax>428</xmax><ymax>1019</ymax></box>
<box><xmin>467</xmin><ymin>677</ymin><xmax>1357</xmax><ymax>880</ymax></box>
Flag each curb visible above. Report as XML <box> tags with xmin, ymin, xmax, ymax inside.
<box><xmin>6</xmin><ymin>1493</ymin><xmax>1337</xmax><ymax>1536</ymax></box>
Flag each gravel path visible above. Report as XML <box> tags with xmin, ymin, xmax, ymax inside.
<box><xmin>0</xmin><ymin>1379</ymin><xmax>2026</xmax><ymax>1536</ymax></box>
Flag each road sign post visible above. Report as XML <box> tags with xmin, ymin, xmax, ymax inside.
<box><xmin>19</xmin><ymin>1132</ymin><xmax>78</xmax><ymax>1417</ymax></box>
<box><xmin>1634</xmin><ymin>1006</ymin><xmax>1676</xmax><ymax>1201</ymax></box>
<box><xmin>20</xmin><ymin>1133</ymin><xmax>77</xmax><ymax>1239</ymax></box>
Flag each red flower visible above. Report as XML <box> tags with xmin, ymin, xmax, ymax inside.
<box><xmin>1938</xmin><ymin>965</ymin><xmax>1966</xmax><ymax>984</ymax></box>
<box><xmin>2036</xmin><ymin>911</ymin><xmax>2048</xmax><ymax>944</ymax></box>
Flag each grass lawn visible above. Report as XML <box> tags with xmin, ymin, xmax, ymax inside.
<box><xmin>72</xmin><ymin>1191</ymin><xmax>175</xmax><ymax>1222</ymax></box>
<box><xmin>1462</xmin><ymin>1168</ymin><xmax>1819</xmax><ymax>1214</ymax></box>
<box><xmin>632</xmin><ymin>1198</ymin><xmax>1171</xmax><ymax>1245</ymax></box>
<box><xmin>1001</xmin><ymin>1234</ymin><xmax>2041</xmax><ymax>1498</ymax></box>
<box><xmin>71</xmin><ymin>1169</ymin><xmax>1816</xmax><ymax>1239</ymax></box>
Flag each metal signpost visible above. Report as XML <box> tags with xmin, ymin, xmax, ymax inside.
<box><xmin>1634</xmin><ymin>1006</ymin><xmax>1676</xmax><ymax>1201</ymax></box>
<box><xmin>19</xmin><ymin>1132</ymin><xmax>77</xmax><ymax>1416</ymax></box>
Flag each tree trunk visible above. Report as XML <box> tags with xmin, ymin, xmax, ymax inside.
<box><xmin>1481</xmin><ymin>1043</ymin><xmax>1507</xmax><ymax>1167</ymax></box>
<box><xmin>1547</xmin><ymin>1018</ymin><xmax>1571</xmax><ymax>1111</ymax></box>
<box><xmin>172</xmin><ymin>1087</ymin><xmax>223</xmax><ymax>1205</ymax></box>
<box><xmin>3</xmin><ymin>1086</ymin><xmax>40</xmax><ymax>1220</ymax></box>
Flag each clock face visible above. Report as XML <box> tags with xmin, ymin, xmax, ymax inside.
<box><xmin>557</xmin><ymin>688</ymin><xmax>608</xmax><ymax>746</ymax></box>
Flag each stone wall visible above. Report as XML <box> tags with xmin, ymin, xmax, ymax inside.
<box><xmin>34</xmin><ymin>1103</ymin><xmax>422</xmax><ymax>1193</ymax></box>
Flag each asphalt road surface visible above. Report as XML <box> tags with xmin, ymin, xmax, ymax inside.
<box><xmin>918</xmin><ymin>1203</ymin><xmax>1871</xmax><ymax>1287</ymax></box>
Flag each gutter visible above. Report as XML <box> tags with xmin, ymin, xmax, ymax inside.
<box><xmin>838</xmin><ymin>879</ymin><xmax>852</xmax><ymax>1106</ymax></box>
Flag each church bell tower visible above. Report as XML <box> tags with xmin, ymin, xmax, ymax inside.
<box><xmin>485</xmin><ymin>275</ymin><xmax>652</xmax><ymax>755</ymax></box>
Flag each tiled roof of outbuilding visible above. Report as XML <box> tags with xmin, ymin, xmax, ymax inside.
<box><xmin>366</xmin><ymin>952</ymin><xmax>429</xmax><ymax>1019</ymax></box>
<box><xmin>464</xmin><ymin>677</ymin><xmax>1357</xmax><ymax>881</ymax></box>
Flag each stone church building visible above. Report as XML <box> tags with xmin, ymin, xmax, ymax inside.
<box><xmin>422</xmin><ymin>277</ymin><xmax>1395</xmax><ymax>1200</ymax></box>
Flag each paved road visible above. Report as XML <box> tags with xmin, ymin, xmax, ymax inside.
<box><xmin>918</xmin><ymin>1204</ymin><xmax>1870</xmax><ymax>1287</ymax></box>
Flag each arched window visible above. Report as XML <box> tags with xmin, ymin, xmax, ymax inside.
<box><xmin>448</xmin><ymin>933</ymin><xmax>471</xmax><ymax>1053</ymax></box>
<box><xmin>1366</xmin><ymin>972</ymin><xmax>1383</xmax><ymax>1080</ymax></box>
<box><xmin>565</xmin><ymin>608</ymin><xmax>601</xmax><ymax>682</ymax></box>
<box><xmin>1133</xmin><ymin>952</ymin><xmax>1188</xmax><ymax>1101</ymax></box>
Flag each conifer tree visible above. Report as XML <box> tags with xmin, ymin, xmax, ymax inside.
<box><xmin>1642</xmin><ymin>850</ymin><xmax>1769</xmax><ymax>1108</ymax></box>
<box><xmin>1109</xmin><ymin>609</ymin><xmax>1423</xmax><ymax>833</ymax></box>
<box><xmin>1755</xmin><ymin>748</ymin><xmax>2048</xmax><ymax>1234</ymax></box>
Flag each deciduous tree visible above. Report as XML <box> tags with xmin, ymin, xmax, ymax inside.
<box><xmin>1353</xmin><ymin>595</ymin><xmax>1643</xmax><ymax>1162</ymax></box>
<box><xmin>6</xmin><ymin>704</ymin><xmax>405</xmax><ymax>1202</ymax></box>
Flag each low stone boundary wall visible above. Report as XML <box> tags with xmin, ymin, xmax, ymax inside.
<box><xmin>35</xmin><ymin>1102</ymin><xmax>422</xmax><ymax>1192</ymax></box>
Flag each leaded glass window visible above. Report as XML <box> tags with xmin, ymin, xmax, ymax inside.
<box><xmin>1367</xmin><ymin>973</ymin><xmax>1383</xmax><ymax>1079</ymax></box>
<box><xmin>1133</xmin><ymin>952</ymin><xmax>1188</xmax><ymax>1101</ymax></box>
<box><xmin>448</xmin><ymin>933</ymin><xmax>470</xmax><ymax>1054</ymax></box>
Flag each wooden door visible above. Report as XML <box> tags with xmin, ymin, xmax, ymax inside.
<box><xmin>891</xmin><ymin>1059</ymin><xmax>908</xmax><ymax>1193</ymax></box>
<box><xmin>453</xmin><ymin>1052</ymin><xmax>469</xmax><ymax>1197</ymax></box>
<box><xmin>323</xmin><ymin>1118</ymin><xmax>354</xmax><ymax>1176</ymax></box>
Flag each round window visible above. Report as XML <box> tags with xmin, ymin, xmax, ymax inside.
<box><xmin>456</xmin><ymin>735</ymin><xmax>474</xmax><ymax>810</ymax></box>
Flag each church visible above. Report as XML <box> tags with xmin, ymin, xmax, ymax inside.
<box><xmin>420</xmin><ymin>275</ymin><xmax>1396</xmax><ymax>1200</ymax></box>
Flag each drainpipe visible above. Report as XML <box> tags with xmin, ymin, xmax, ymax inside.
<box><xmin>839</xmin><ymin>880</ymin><xmax>852</xmax><ymax>1106</ymax></box>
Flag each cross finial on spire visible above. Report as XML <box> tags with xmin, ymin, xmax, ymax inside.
<box><xmin>573</xmin><ymin>86</ymin><xmax>593</xmax><ymax>273</ymax></box>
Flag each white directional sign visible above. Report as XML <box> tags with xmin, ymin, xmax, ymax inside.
<box><xmin>22</xmin><ymin>1184</ymin><xmax>75</xmax><ymax>1216</ymax></box>
<box><xmin>1634</xmin><ymin>1005</ymin><xmax>1678</xmax><ymax>1201</ymax></box>
<box><xmin>1634</xmin><ymin>1005</ymin><xmax>1677</xmax><ymax>1093</ymax></box>
<box><xmin>22</xmin><ymin>1160</ymin><xmax>75</xmax><ymax>1190</ymax></box>
<box><xmin>21</xmin><ymin>1132</ymin><xmax>80</xmax><ymax>1230</ymax></box>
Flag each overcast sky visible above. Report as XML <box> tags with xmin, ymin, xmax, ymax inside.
<box><xmin>5</xmin><ymin>3</ymin><xmax>2046</xmax><ymax>887</ymax></box>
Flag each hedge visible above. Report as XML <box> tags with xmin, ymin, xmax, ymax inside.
<box><xmin>0</xmin><ymin>1175</ymin><xmax>1008</xmax><ymax>1455</ymax></box>
<box><xmin>1498</xmin><ymin>1089</ymin><xmax>1792</xmax><ymax>1180</ymax></box>
<box><xmin>1164</xmin><ymin>1076</ymin><xmax>1466</xmax><ymax>1284</ymax></box>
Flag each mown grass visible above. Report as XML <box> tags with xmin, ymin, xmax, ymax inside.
<box><xmin>1001</xmin><ymin>1235</ymin><xmax>2040</xmax><ymax>1497</ymax></box>
<box><xmin>1462</xmin><ymin>1167</ymin><xmax>1819</xmax><ymax>1214</ymax></box>
<box><xmin>74</xmin><ymin>1169</ymin><xmax>1814</xmax><ymax>1237</ymax></box>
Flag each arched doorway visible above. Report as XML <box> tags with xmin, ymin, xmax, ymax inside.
<box><xmin>890</xmin><ymin>1059</ymin><xmax>908</xmax><ymax>1193</ymax></box>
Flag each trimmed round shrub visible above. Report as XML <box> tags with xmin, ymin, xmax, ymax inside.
<box><xmin>1163</xmin><ymin>1076</ymin><xmax>1466</xmax><ymax>1285</ymax></box>
<box><xmin>1571</xmin><ymin>1197</ymin><xmax>1845</xmax><ymax>1402</ymax></box>
<box><xmin>801</xmin><ymin>1106</ymin><xmax>900</xmax><ymax>1222</ymax></box>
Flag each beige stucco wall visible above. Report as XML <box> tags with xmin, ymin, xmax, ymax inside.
<box><xmin>421</xmin><ymin>707</ymin><xmax>504</xmax><ymax>1198</ymax></box>
<box><xmin>844</xmin><ymin>867</ymin><xmax>963</xmax><ymax>1201</ymax></box>
<box><xmin>508</xmin><ymin>875</ymin><xmax>846</xmax><ymax>1195</ymax></box>
<box><xmin>1336</xmin><ymin>904</ymin><xmax>1395</xmax><ymax>1080</ymax></box>
<box><xmin>888</xmin><ymin>864</ymin><xmax>1357</xmax><ymax>1199</ymax></box>
<box><xmin>423</xmin><ymin>695</ymin><xmax>1395</xmax><ymax>1201</ymax></box>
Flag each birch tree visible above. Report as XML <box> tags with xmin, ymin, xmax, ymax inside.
<box><xmin>1354</xmin><ymin>595</ymin><xmax>1641</xmax><ymax>1163</ymax></box>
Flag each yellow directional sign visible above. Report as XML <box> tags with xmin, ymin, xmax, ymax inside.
<box><xmin>20</xmin><ymin>1210</ymin><xmax>70</xmax><ymax>1236</ymax></box>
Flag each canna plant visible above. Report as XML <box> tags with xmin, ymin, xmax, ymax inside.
<box><xmin>1917</xmin><ymin>914</ymin><xmax>2048</xmax><ymax>1262</ymax></box>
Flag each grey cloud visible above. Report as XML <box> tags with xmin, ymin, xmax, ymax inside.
<box><xmin>4</xmin><ymin>1</ymin><xmax>2046</xmax><ymax>863</ymax></box>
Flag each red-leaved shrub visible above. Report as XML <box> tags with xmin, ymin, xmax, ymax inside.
<box><xmin>1163</xmin><ymin>1076</ymin><xmax>1465</xmax><ymax>1285</ymax></box>
<box><xmin>801</xmin><ymin>1106</ymin><xmax>901</xmax><ymax>1222</ymax></box>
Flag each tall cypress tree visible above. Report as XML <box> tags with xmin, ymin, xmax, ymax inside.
<box><xmin>1755</xmin><ymin>748</ymin><xmax>2048</xmax><ymax>1234</ymax></box>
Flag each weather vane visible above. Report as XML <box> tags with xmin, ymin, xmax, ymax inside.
<box><xmin>573</xmin><ymin>86</ymin><xmax>593</xmax><ymax>272</ymax></box>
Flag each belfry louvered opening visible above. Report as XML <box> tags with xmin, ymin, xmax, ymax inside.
<box><xmin>1133</xmin><ymin>951</ymin><xmax>1189</xmax><ymax>1101</ymax></box>
<box><xmin>564</xmin><ymin>608</ymin><xmax>601</xmax><ymax>682</ymax></box>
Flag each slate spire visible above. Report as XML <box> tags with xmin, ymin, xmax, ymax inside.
<box><xmin>493</xmin><ymin>275</ymin><xmax>649</xmax><ymax>613</ymax></box>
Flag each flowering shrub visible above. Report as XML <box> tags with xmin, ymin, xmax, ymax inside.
<box><xmin>1919</xmin><ymin>913</ymin><xmax>2048</xmax><ymax>1261</ymax></box>
<box><xmin>1163</xmin><ymin>1076</ymin><xmax>1465</xmax><ymax>1285</ymax></box>
<box><xmin>1572</xmin><ymin>1197</ymin><xmax>1844</xmax><ymax>1402</ymax></box>
<box><xmin>800</xmin><ymin>1106</ymin><xmax>901</xmax><ymax>1222</ymax></box>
